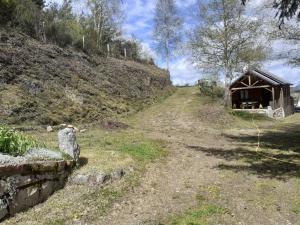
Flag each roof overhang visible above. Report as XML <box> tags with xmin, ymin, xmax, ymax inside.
<box><xmin>230</xmin><ymin>69</ymin><xmax>292</xmax><ymax>89</ymax></box>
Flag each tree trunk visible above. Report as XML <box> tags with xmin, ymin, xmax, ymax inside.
<box><xmin>166</xmin><ymin>39</ymin><xmax>170</xmax><ymax>71</ymax></box>
<box><xmin>224</xmin><ymin>68</ymin><xmax>232</xmax><ymax>107</ymax></box>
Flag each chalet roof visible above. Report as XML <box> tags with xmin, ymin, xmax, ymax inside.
<box><xmin>295</xmin><ymin>84</ymin><xmax>300</xmax><ymax>92</ymax></box>
<box><xmin>230</xmin><ymin>68</ymin><xmax>292</xmax><ymax>88</ymax></box>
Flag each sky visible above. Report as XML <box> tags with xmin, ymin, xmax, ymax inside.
<box><xmin>45</xmin><ymin>0</ymin><xmax>300</xmax><ymax>86</ymax></box>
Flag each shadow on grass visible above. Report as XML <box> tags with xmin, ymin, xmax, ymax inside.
<box><xmin>189</xmin><ymin>145</ymin><xmax>300</xmax><ymax>180</ymax></box>
<box><xmin>77</xmin><ymin>157</ymin><xmax>89</xmax><ymax>168</ymax></box>
<box><xmin>225</xmin><ymin>124</ymin><xmax>300</xmax><ymax>153</ymax></box>
<box><xmin>188</xmin><ymin>124</ymin><xmax>300</xmax><ymax>180</ymax></box>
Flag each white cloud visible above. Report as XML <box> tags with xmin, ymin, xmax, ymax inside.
<box><xmin>169</xmin><ymin>58</ymin><xmax>201</xmax><ymax>85</ymax></box>
<box><xmin>264</xmin><ymin>60</ymin><xmax>300</xmax><ymax>86</ymax></box>
<box><xmin>176</xmin><ymin>0</ymin><xmax>197</xmax><ymax>8</ymax></box>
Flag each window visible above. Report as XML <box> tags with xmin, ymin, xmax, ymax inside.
<box><xmin>240</xmin><ymin>90</ymin><xmax>249</xmax><ymax>100</ymax></box>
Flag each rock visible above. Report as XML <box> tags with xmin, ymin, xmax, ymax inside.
<box><xmin>25</xmin><ymin>148</ymin><xmax>63</xmax><ymax>160</ymax></box>
<box><xmin>89</xmin><ymin>173</ymin><xmax>111</xmax><ymax>185</ymax></box>
<box><xmin>0</xmin><ymin>154</ymin><xmax>27</xmax><ymax>165</ymax></box>
<box><xmin>9</xmin><ymin>185</ymin><xmax>40</xmax><ymax>214</ymax></box>
<box><xmin>46</xmin><ymin>126</ymin><xmax>53</xmax><ymax>132</ymax></box>
<box><xmin>70</xmin><ymin>173</ymin><xmax>111</xmax><ymax>185</ymax></box>
<box><xmin>80</xmin><ymin>129</ymin><xmax>87</xmax><ymax>133</ymax></box>
<box><xmin>71</xmin><ymin>175</ymin><xmax>89</xmax><ymax>185</ymax></box>
<box><xmin>0</xmin><ymin>180</ymin><xmax>9</xmax><ymax>196</ymax></box>
<box><xmin>0</xmin><ymin>199</ymin><xmax>8</xmax><ymax>220</ymax></box>
<box><xmin>111</xmin><ymin>169</ymin><xmax>125</xmax><ymax>180</ymax></box>
<box><xmin>58</xmin><ymin>128</ymin><xmax>80</xmax><ymax>161</ymax></box>
<box><xmin>39</xmin><ymin>181</ymin><xmax>56</xmax><ymax>201</ymax></box>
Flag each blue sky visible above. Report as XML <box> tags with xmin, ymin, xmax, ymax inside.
<box><xmin>45</xmin><ymin>0</ymin><xmax>300</xmax><ymax>86</ymax></box>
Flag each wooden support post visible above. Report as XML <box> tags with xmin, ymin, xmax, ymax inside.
<box><xmin>248</xmin><ymin>75</ymin><xmax>251</xmax><ymax>85</ymax></box>
<box><xmin>280</xmin><ymin>87</ymin><xmax>284</xmax><ymax>107</ymax></box>
<box><xmin>272</xmin><ymin>87</ymin><xmax>275</xmax><ymax>109</ymax></box>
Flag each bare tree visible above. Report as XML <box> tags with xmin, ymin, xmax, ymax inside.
<box><xmin>189</xmin><ymin>0</ymin><xmax>268</xmax><ymax>105</ymax></box>
<box><xmin>153</xmin><ymin>0</ymin><xmax>182</xmax><ymax>70</ymax></box>
<box><xmin>86</xmin><ymin>0</ymin><xmax>123</xmax><ymax>50</ymax></box>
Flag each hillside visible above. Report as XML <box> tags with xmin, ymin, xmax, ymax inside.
<box><xmin>0</xmin><ymin>31</ymin><xmax>173</xmax><ymax>125</ymax></box>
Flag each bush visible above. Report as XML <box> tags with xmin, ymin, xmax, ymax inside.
<box><xmin>0</xmin><ymin>0</ymin><xmax>17</xmax><ymax>26</ymax></box>
<box><xmin>0</xmin><ymin>126</ymin><xmax>41</xmax><ymax>156</ymax></box>
<box><xmin>212</xmin><ymin>86</ymin><xmax>224</xmax><ymax>99</ymax></box>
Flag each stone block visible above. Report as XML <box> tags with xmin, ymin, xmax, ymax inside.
<box><xmin>71</xmin><ymin>175</ymin><xmax>89</xmax><ymax>185</ymax></box>
<box><xmin>111</xmin><ymin>169</ymin><xmax>125</xmax><ymax>181</ymax></box>
<box><xmin>9</xmin><ymin>185</ymin><xmax>40</xmax><ymax>215</ymax></box>
<box><xmin>0</xmin><ymin>180</ymin><xmax>9</xmax><ymax>196</ymax></box>
<box><xmin>88</xmin><ymin>173</ymin><xmax>111</xmax><ymax>185</ymax></box>
<box><xmin>0</xmin><ymin>199</ymin><xmax>8</xmax><ymax>220</ymax></box>
<box><xmin>58</xmin><ymin>128</ymin><xmax>80</xmax><ymax>161</ymax></box>
<box><xmin>9</xmin><ymin>175</ymin><xmax>37</xmax><ymax>188</ymax></box>
<box><xmin>39</xmin><ymin>181</ymin><xmax>55</xmax><ymax>202</ymax></box>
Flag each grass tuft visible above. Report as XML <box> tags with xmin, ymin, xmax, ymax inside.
<box><xmin>117</xmin><ymin>141</ymin><xmax>166</xmax><ymax>162</ymax></box>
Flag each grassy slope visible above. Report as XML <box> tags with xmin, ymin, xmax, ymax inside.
<box><xmin>0</xmin><ymin>30</ymin><xmax>174</xmax><ymax>125</ymax></box>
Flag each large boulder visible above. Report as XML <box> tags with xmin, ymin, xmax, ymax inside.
<box><xmin>58</xmin><ymin>128</ymin><xmax>80</xmax><ymax>161</ymax></box>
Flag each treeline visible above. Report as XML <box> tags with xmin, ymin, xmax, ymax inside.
<box><xmin>0</xmin><ymin>0</ymin><xmax>154</xmax><ymax>63</ymax></box>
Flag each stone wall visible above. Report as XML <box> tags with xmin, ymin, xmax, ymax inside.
<box><xmin>0</xmin><ymin>160</ymin><xmax>75</xmax><ymax>221</ymax></box>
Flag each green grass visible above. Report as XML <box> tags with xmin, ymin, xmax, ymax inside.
<box><xmin>230</xmin><ymin>110</ymin><xmax>271</xmax><ymax>121</ymax></box>
<box><xmin>160</xmin><ymin>193</ymin><xmax>225</xmax><ymax>225</ymax></box>
<box><xmin>4</xmin><ymin>126</ymin><xmax>167</xmax><ymax>225</ymax></box>
<box><xmin>0</xmin><ymin>125</ymin><xmax>43</xmax><ymax>156</ymax></box>
<box><xmin>117</xmin><ymin>141</ymin><xmax>166</xmax><ymax>162</ymax></box>
<box><xmin>291</xmin><ymin>179</ymin><xmax>300</xmax><ymax>214</ymax></box>
<box><xmin>170</xmin><ymin>205</ymin><xmax>223</xmax><ymax>225</ymax></box>
<box><xmin>27</xmin><ymin>127</ymin><xmax>167</xmax><ymax>175</ymax></box>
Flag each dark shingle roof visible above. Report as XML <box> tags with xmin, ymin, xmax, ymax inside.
<box><xmin>253</xmin><ymin>68</ymin><xmax>291</xmax><ymax>85</ymax></box>
<box><xmin>295</xmin><ymin>83</ymin><xmax>300</xmax><ymax>92</ymax></box>
<box><xmin>230</xmin><ymin>68</ymin><xmax>292</xmax><ymax>88</ymax></box>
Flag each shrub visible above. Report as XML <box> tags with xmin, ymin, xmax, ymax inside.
<box><xmin>0</xmin><ymin>126</ymin><xmax>41</xmax><ymax>156</ymax></box>
<box><xmin>212</xmin><ymin>86</ymin><xmax>224</xmax><ymax>99</ymax></box>
<box><xmin>0</xmin><ymin>0</ymin><xmax>17</xmax><ymax>26</ymax></box>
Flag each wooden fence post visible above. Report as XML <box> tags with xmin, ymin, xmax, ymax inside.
<box><xmin>82</xmin><ymin>36</ymin><xmax>85</xmax><ymax>49</ymax></box>
<box><xmin>124</xmin><ymin>48</ymin><xmax>127</xmax><ymax>58</ymax></box>
<box><xmin>107</xmin><ymin>44</ymin><xmax>110</xmax><ymax>56</ymax></box>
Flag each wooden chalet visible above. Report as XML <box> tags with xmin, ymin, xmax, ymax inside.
<box><xmin>230</xmin><ymin>69</ymin><xmax>294</xmax><ymax>117</ymax></box>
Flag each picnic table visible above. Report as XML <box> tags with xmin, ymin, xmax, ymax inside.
<box><xmin>241</xmin><ymin>101</ymin><xmax>258</xmax><ymax>109</ymax></box>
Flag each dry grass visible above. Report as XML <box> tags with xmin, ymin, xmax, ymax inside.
<box><xmin>3</xmin><ymin>125</ymin><xmax>166</xmax><ymax>225</ymax></box>
<box><xmin>4</xmin><ymin>87</ymin><xmax>300</xmax><ymax>225</ymax></box>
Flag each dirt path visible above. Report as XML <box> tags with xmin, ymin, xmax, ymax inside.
<box><xmin>96</xmin><ymin>87</ymin><xmax>300</xmax><ymax>225</ymax></box>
